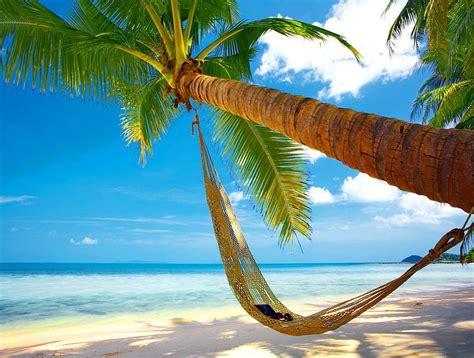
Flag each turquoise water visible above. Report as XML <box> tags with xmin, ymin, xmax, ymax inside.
<box><xmin>1</xmin><ymin>263</ymin><xmax>472</xmax><ymax>328</ymax></box>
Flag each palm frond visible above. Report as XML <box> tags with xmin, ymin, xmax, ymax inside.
<box><xmin>455</xmin><ymin>106</ymin><xmax>474</xmax><ymax>129</ymax></box>
<box><xmin>117</xmin><ymin>78</ymin><xmax>177</xmax><ymax>164</ymax></box>
<box><xmin>93</xmin><ymin>0</ymin><xmax>163</xmax><ymax>35</ymax></box>
<box><xmin>202</xmin><ymin>50</ymin><xmax>255</xmax><ymax>80</ymax></box>
<box><xmin>409</xmin><ymin>6</ymin><xmax>473</xmax><ymax>130</ymax></box>
<box><xmin>447</xmin><ymin>2</ymin><xmax>474</xmax><ymax>79</ymax></box>
<box><xmin>429</xmin><ymin>80</ymin><xmax>473</xmax><ymax>128</ymax></box>
<box><xmin>385</xmin><ymin>0</ymin><xmax>428</xmax><ymax>51</ymax></box>
<box><xmin>461</xmin><ymin>223</ymin><xmax>473</xmax><ymax>263</ymax></box>
<box><xmin>212</xmin><ymin>110</ymin><xmax>311</xmax><ymax>245</ymax></box>
<box><xmin>94</xmin><ymin>0</ymin><xmax>239</xmax><ymax>57</ymax></box>
<box><xmin>425</xmin><ymin>0</ymin><xmax>449</xmax><ymax>48</ymax></box>
<box><xmin>448</xmin><ymin>0</ymin><xmax>473</xmax><ymax>51</ymax></box>
<box><xmin>411</xmin><ymin>74</ymin><xmax>474</xmax><ymax>128</ymax></box>
<box><xmin>197</xmin><ymin>17</ymin><xmax>361</xmax><ymax>62</ymax></box>
<box><xmin>184</xmin><ymin>0</ymin><xmax>239</xmax><ymax>52</ymax></box>
<box><xmin>0</xmin><ymin>0</ymin><xmax>155</xmax><ymax>100</ymax></box>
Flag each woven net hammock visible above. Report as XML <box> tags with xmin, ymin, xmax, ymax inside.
<box><xmin>195</xmin><ymin>123</ymin><xmax>466</xmax><ymax>336</ymax></box>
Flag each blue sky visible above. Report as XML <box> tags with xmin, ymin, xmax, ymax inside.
<box><xmin>0</xmin><ymin>0</ymin><xmax>467</xmax><ymax>263</ymax></box>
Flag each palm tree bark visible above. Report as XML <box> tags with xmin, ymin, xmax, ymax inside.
<box><xmin>177</xmin><ymin>70</ymin><xmax>474</xmax><ymax>212</ymax></box>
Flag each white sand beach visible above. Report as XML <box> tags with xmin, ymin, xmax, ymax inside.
<box><xmin>2</xmin><ymin>288</ymin><xmax>473</xmax><ymax>357</ymax></box>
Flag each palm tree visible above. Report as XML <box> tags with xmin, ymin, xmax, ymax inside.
<box><xmin>1</xmin><ymin>1</ymin><xmax>473</xmax><ymax>246</ymax></box>
<box><xmin>412</xmin><ymin>44</ymin><xmax>473</xmax><ymax>129</ymax></box>
<box><xmin>386</xmin><ymin>0</ymin><xmax>446</xmax><ymax>50</ymax></box>
<box><xmin>386</xmin><ymin>0</ymin><xmax>473</xmax><ymax>128</ymax></box>
<box><xmin>1</xmin><ymin>0</ymin><xmax>361</xmax><ymax>244</ymax></box>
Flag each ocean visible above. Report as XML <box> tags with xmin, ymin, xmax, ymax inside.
<box><xmin>1</xmin><ymin>263</ymin><xmax>472</xmax><ymax>331</ymax></box>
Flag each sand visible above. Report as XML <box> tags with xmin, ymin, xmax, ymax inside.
<box><xmin>1</xmin><ymin>288</ymin><xmax>473</xmax><ymax>357</ymax></box>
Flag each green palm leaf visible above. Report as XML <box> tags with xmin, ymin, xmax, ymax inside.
<box><xmin>183</xmin><ymin>0</ymin><xmax>239</xmax><ymax>51</ymax></box>
<box><xmin>385</xmin><ymin>0</ymin><xmax>428</xmax><ymax>51</ymax></box>
<box><xmin>197</xmin><ymin>17</ymin><xmax>361</xmax><ymax>61</ymax></box>
<box><xmin>202</xmin><ymin>51</ymin><xmax>255</xmax><ymax>80</ymax></box>
<box><xmin>412</xmin><ymin>80</ymin><xmax>473</xmax><ymax>129</ymax></box>
<box><xmin>117</xmin><ymin>78</ymin><xmax>177</xmax><ymax>164</ymax></box>
<box><xmin>430</xmin><ymin>80</ymin><xmax>473</xmax><ymax>128</ymax></box>
<box><xmin>212</xmin><ymin>110</ymin><xmax>311</xmax><ymax>245</ymax></box>
<box><xmin>401</xmin><ymin>1</ymin><xmax>473</xmax><ymax>130</ymax></box>
<box><xmin>0</xmin><ymin>0</ymin><xmax>154</xmax><ymax>100</ymax></box>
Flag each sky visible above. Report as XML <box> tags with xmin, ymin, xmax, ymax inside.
<box><xmin>0</xmin><ymin>0</ymin><xmax>467</xmax><ymax>264</ymax></box>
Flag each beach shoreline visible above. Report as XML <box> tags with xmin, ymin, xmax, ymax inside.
<box><xmin>1</xmin><ymin>287</ymin><xmax>473</xmax><ymax>357</ymax></box>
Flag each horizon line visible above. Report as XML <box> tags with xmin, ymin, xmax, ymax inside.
<box><xmin>0</xmin><ymin>261</ymin><xmax>404</xmax><ymax>265</ymax></box>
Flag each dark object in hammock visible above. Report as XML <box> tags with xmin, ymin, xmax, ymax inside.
<box><xmin>255</xmin><ymin>304</ymin><xmax>293</xmax><ymax>321</ymax></box>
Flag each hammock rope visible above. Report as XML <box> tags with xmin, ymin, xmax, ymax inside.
<box><xmin>194</xmin><ymin>119</ymin><xmax>467</xmax><ymax>336</ymax></box>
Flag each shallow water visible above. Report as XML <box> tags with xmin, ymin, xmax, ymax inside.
<box><xmin>1</xmin><ymin>263</ymin><xmax>472</xmax><ymax>330</ymax></box>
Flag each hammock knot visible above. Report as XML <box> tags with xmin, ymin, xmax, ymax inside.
<box><xmin>433</xmin><ymin>228</ymin><xmax>465</xmax><ymax>253</ymax></box>
<box><xmin>427</xmin><ymin>249</ymin><xmax>437</xmax><ymax>260</ymax></box>
<box><xmin>423</xmin><ymin>228</ymin><xmax>465</xmax><ymax>263</ymax></box>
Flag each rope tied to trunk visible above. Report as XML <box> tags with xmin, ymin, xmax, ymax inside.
<box><xmin>191</xmin><ymin>108</ymin><xmax>200</xmax><ymax>136</ymax></box>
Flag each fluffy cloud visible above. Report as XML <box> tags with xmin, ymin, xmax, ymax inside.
<box><xmin>229</xmin><ymin>191</ymin><xmax>245</xmax><ymax>205</ymax></box>
<box><xmin>301</xmin><ymin>145</ymin><xmax>326</xmax><ymax>164</ymax></box>
<box><xmin>0</xmin><ymin>195</ymin><xmax>36</xmax><ymax>204</ymax></box>
<box><xmin>375</xmin><ymin>193</ymin><xmax>465</xmax><ymax>226</ymax></box>
<box><xmin>82</xmin><ymin>237</ymin><xmax>98</xmax><ymax>245</ymax></box>
<box><xmin>341</xmin><ymin>173</ymin><xmax>400</xmax><ymax>202</ymax></box>
<box><xmin>308</xmin><ymin>172</ymin><xmax>464</xmax><ymax>226</ymax></box>
<box><xmin>308</xmin><ymin>173</ymin><xmax>399</xmax><ymax>205</ymax></box>
<box><xmin>256</xmin><ymin>0</ymin><xmax>418</xmax><ymax>100</ymax></box>
<box><xmin>70</xmin><ymin>237</ymin><xmax>98</xmax><ymax>246</ymax></box>
<box><xmin>341</xmin><ymin>173</ymin><xmax>464</xmax><ymax>225</ymax></box>
<box><xmin>308</xmin><ymin>187</ymin><xmax>336</xmax><ymax>205</ymax></box>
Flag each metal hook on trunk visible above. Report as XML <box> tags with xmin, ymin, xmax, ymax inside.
<box><xmin>191</xmin><ymin>109</ymin><xmax>200</xmax><ymax>136</ymax></box>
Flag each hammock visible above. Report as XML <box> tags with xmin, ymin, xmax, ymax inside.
<box><xmin>194</xmin><ymin>121</ymin><xmax>466</xmax><ymax>336</ymax></box>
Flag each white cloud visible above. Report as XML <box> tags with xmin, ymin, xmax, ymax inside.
<box><xmin>0</xmin><ymin>195</ymin><xmax>36</xmax><ymax>204</ymax></box>
<box><xmin>256</xmin><ymin>0</ymin><xmax>418</xmax><ymax>100</ymax></box>
<box><xmin>306</xmin><ymin>174</ymin><xmax>398</xmax><ymax>205</ymax></box>
<box><xmin>342</xmin><ymin>173</ymin><xmax>401</xmax><ymax>202</ymax></box>
<box><xmin>70</xmin><ymin>237</ymin><xmax>98</xmax><ymax>246</ymax></box>
<box><xmin>229</xmin><ymin>191</ymin><xmax>244</xmax><ymax>205</ymax></box>
<box><xmin>308</xmin><ymin>186</ymin><xmax>337</xmax><ymax>205</ymax></box>
<box><xmin>375</xmin><ymin>193</ymin><xmax>465</xmax><ymax>226</ymax></box>
<box><xmin>301</xmin><ymin>145</ymin><xmax>326</xmax><ymax>164</ymax></box>
<box><xmin>82</xmin><ymin>237</ymin><xmax>98</xmax><ymax>245</ymax></box>
<box><xmin>307</xmin><ymin>172</ymin><xmax>463</xmax><ymax>227</ymax></box>
<box><xmin>339</xmin><ymin>174</ymin><xmax>464</xmax><ymax>226</ymax></box>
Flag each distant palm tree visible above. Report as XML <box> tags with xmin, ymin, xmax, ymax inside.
<box><xmin>463</xmin><ymin>248</ymin><xmax>474</xmax><ymax>263</ymax></box>
<box><xmin>1</xmin><ymin>0</ymin><xmax>473</xmax><ymax>245</ymax></box>
<box><xmin>386</xmin><ymin>0</ymin><xmax>473</xmax><ymax>128</ymax></box>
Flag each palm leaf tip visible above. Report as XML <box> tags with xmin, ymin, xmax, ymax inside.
<box><xmin>116</xmin><ymin>78</ymin><xmax>177</xmax><ymax>164</ymax></box>
<box><xmin>212</xmin><ymin>110</ymin><xmax>312</xmax><ymax>245</ymax></box>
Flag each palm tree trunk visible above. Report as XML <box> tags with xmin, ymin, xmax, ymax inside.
<box><xmin>177</xmin><ymin>70</ymin><xmax>474</xmax><ymax>212</ymax></box>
